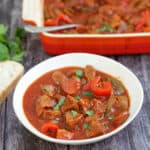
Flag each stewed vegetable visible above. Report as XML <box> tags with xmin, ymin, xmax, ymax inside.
<box><xmin>44</xmin><ymin>0</ymin><xmax>150</xmax><ymax>34</ymax></box>
<box><xmin>23</xmin><ymin>65</ymin><xmax>130</xmax><ymax>140</ymax></box>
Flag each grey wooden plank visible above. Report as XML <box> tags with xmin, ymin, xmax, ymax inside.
<box><xmin>0</xmin><ymin>0</ymin><xmax>15</xmax><ymax>149</ymax></box>
<box><xmin>5</xmin><ymin>94</ymin><xmax>68</xmax><ymax>150</ymax></box>
<box><xmin>0</xmin><ymin>103</ymin><xmax>6</xmax><ymax>150</ymax></box>
<box><xmin>117</xmin><ymin>55</ymin><xmax>150</xmax><ymax>150</ymax></box>
<box><xmin>4</xmin><ymin>0</ymin><xmax>67</xmax><ymax>149</ymax></box>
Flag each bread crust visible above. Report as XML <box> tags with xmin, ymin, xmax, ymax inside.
<box><xmin>0</xmin><ymin>61</ymin><xmax>24</xmax><ymax>104</ymax></box>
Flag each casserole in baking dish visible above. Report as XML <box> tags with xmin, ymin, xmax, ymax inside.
<box><xmin>22</xmin><ymin>0</ymin><xmax>150</xmax><ymax>55</ymax></box>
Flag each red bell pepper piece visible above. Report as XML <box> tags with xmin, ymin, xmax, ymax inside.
<box><xmin>121</xmin><ymin>0</ymin><xmax>129</xmax><ymax>7</ymax></box>
<box><xmin>91</xmin><ymin>76</ymin><xmax>112</xmax><ymax>96</ymax></box>
<box><xmin>44</xmin><ymin>19</ymin><xmax>58</xmax><ymax>26</ymax></box>
<box><xmin>41</xmin><ymin>122</ymin><xmax>59</xmax><ymax>134</ymax></box>
<box><xmin>56</xmin><ymin>14</ymin><xmax>73</xmax><ymax>24</ymax></box>
<box><xmin>136</xmin><ymin>9</ymin><xmax>150</xmax><ymax>32</ymax></box>
<box><xmin>44</xmin><ymin>14</ymin><xmax>73</xmax><ymax>27</ymax></box>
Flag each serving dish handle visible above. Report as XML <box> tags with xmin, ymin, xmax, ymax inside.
<box><xmin>22</xmin><ymin>0</ymin><xmax>44</xmax><ymax>26</ymax></box>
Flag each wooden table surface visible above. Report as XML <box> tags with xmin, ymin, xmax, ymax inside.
<box><xmin>0</xmin><ymin>0</ymin><xmax>150</xmax><ymax>150</ymax></box>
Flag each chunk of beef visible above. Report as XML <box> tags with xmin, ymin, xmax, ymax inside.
<box><xmin>79</xmin><ymin>98</ymin><xmax>92</xmax><ymax>113</ymax></box>
<box><xmin>56</xmin><ymin>129</ymin><xmax>74</xmax><ymax>140</ymax></box>
<box><xmin>115</xmin><ymin>95</ymin><xmax>129</xmax><ymax>110</ymax></box>
<box><xmin>41</xmin><ymin>85</ymin><xmax>56</xmax><ymax>97</ymax></box>
<box><xmin>92</xmin><ymin>99</ymin><xmax>105</xmax><ymax>117</ymax></box>
<box><xmin>111</xmin><ymin>111</ymin><xmax>129</xmax><ymax>126</ymax></box>
<box><xmin>84</xmin><ymin>65</ymin><xmax>96</xmax><ymax>81</ymax></box>
<box><xmin>65</xmin><ymin>111</ymin><xmax>83</xmax><ymax>128</ymax></box>
<box><xmin>85</xmin><ymin>120</ymin><xmax>104</xmax><ymax>138</ymax></box>
<box><xmin>61</xmin><ymin>95</ymin><xmax>79</xmax><ymax>112</ymax></box>
<box><xmin>36</xmin><ymin>95</ymin><xmax>56</xmax><ymax>116</ymax></box>
<box><xmin>42</xmin><ymin>109</ymin><xmax>61</xmax><ymax>120</ymax></box>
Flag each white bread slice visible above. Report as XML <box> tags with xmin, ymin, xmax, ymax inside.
<box><xmin>0</xmin><ymin>61</ymin><xmax>24</xmax><ymax>104</ymax></box>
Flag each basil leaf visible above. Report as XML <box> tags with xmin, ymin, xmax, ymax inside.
<box><xmin>15</xmin><ymin>27</ymin><xmax>27</xmax><ymax>41</ymax></box>
<box><xmin>11</xmin><ymin>51</ymin><xmax>24</xmax><ymax>62</ymax></box>
<box><xmin>0</xmin><ymin>35</ymin><xmax>7</xmax><ymax>43</ymax></box>
<box><xmin>0</xmin><ymin>24</ymin><xmax>26</xmax><ymax>62</ymax></box>
<box><xmin>0</xmin><ymin>43</ymin><xmax>10</xmax><ymax>61</ymax></box>
<box><xmin>8</xmin><ymin>41</ymin><xmax>22</xmax><ymax>54</ymax></box>
<box><xmin>0</xmin><ymin>24</ymin><xmax>8</xmax><ymax>35</ymax></box>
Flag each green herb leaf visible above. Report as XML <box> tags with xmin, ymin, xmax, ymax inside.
<box><xmin>71</xmin><ymin>110</ymin><xmax>78</xmax><ymax>117</ymax></box>
<box><xmin>8</xmin><ymin>41</ymin><xmax>22</xmax><ymax>54</ymax></box>
<box><xmin>0</xmin><ymin>35</ymin><xmax>7</xmax><ymax>43</ymax></box>
<box><xmin>53</xmin><ymin>105</ymin><xmax>60</xmax><ymax>111</ymax></box>
<box><xmin>58</xmin><ymin>97</ymin><xmax>65</xmax><ymax>105</ymax></box>
<box><xmin>0</xmin><ymin>24</ymin><xmax>8</xmax><ymax>35</ymax></box>
<box><xmin>108</xmin><ymin>114</ymin><xmax>114</xmax><ymax>120</ymax></box>
<box><xmin>75</xmin><ymin>70</ymin><xmax>83</xmax><ymax>78</ymax></box>
<box><xmin>15</xmin><ymin>27</ymin><xmax>27</xmax><ymax>41</ymax></box>
<box><xmin>11</xmin><ymin>51</ymin><xmax>24</xmax><ymax>62</ymax></box>
<box><xmin>82</xmin><ymin>91</ymin><xmax>94</xmax><ymax>97</ymax></box>
<box><xmin>96</xmin><ymin>23</ymin><xmax>114</xmax><ymax>33</ymax></box>
<box><xmin>53</xmin><ymin>97</ymin><xmax>65</xmax><ymax>110</ymax></box>
<box><xmin>0</xmin><ymin>24</ymin><xmax>26</xmax><ymax>62</ymax></box>
<box><xmin>0</xmin><ymin>43</ymin><xmax>10</xmax><ymax>61</ymax></box>
<box><xmin>86</xmin><ymin>110</ymin><xmax>94</xmax><ymax>116</ymax></box>
<box><xmin>83</xmin><ymin>123</ymin><xmax>89</xmax><ymax>129</ymax></box>
<box><xmin>42</xmin><ymin>86</ymin><xmax>51</xmax><ymax>92</ymax></box>
<box><xmin>74</xmin><ymin>95</ymin><xmax>80</xmax><ymax>100</ymax></box>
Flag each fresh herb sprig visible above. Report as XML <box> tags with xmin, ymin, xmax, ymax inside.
<box><xmin>0</xmin><ymin>24</ymin><xmax>26</xmax><ymax>62</ymax></box>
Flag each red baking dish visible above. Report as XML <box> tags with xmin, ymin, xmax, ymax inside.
<box><xmin>22</xmin><ymin>0</ymin><xmax>150</xmax><ymax>55</ymax></box>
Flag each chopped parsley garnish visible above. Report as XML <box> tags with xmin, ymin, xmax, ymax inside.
<box><xmin>83</xmin><ymin>123</ymin><xmax>89</xmax><ymax>129</ymax></box>
<box><xmin>74</xmin><ymin>95</ymin><xmax>80</xmax><ymax>100</ymax></box>
<box><xmin>53</xmin><ymin>97</ymin><xmax>65</xmax><ymax>110</ymax></box>
<box><xmin>71</xmin><ymin>110</ymin><xmax>78</xmax><ymax>117</ymax></box>
<box><xmin>42</xmin><ymin>86</ymin><xmax>51</xmax><ymax>92</ymax></box>
<box><xmin>96</xmin><ymin>23</ymin><xmax>114</xmax><ymax>33</ymax></box>
<box><xmin>108</xmin><ymin>114</ymin><xmax>115</xmax><ymax>120</ymax></box>
<box><xmin>86</xmin><ymin>110</ymin><xmax>94</xmax><ymax>116</ymax></box>
<box><xmin>82</xmin><ymin>91</ymin><xmax>94</xmax><ymax>97</ymax></box>
<box><xmin>75</xmin><ymin>70</ymin><xmax>83</xmax><ymax>78</ymax></box>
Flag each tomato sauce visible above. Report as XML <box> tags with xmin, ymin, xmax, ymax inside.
<box><xmin>23</xmin><ymin>65</ymin><xmax>130</xmax><ymax>140</ymax></box>
<box><xmin>44</xmin><ymin>0</ymin><xmax>150</xmax><ymax>34</ymax></box>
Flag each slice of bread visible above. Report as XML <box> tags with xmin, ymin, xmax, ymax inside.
<box><xmin>0</xmin><ymin>61</ymin><xmax>24</xmax><ymax>104</ymax></box>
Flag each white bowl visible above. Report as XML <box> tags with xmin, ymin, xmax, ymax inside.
<box><xmin>13</xmin><ymin>53</ymin><xmax>144</xmax><ymax>145</ymax></box>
